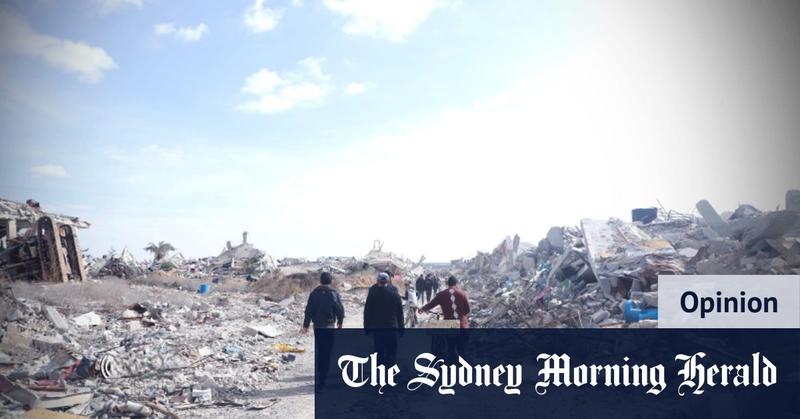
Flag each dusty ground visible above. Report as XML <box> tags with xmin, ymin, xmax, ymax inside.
<box><xmin>187</xmin><ymin>291</ymin><xmax>366</xmax><ymax>418</ymax></box>
<box><xmin>1</xmin><ymin>277</ymin><xmax>369</xmax><ymax>419</ymax></box>
<box><xmin>189</xmin><ymin>292</ymin><xmax>365</xmax><ymax>419</ymax></box>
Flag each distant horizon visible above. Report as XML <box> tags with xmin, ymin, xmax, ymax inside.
<box><xmin>4</xmin><ymin>189</ymin><xmax>793</xmax><ymax>264</ymax></box>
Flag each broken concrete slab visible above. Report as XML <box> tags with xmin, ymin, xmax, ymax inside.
<box><xmin>696</xmin><ymin>199</ymin><xmax>730</xmax><ymax>236</ymax></box>
<box><xmin>43</xmin><ymin>307</ymin><xmax>69</xmax><ymax>331</ymax></box>
<box><xmin>0</xmin><ymin>324</ymin><xmax>32</xmax><ymax>351</ymax></box>
<box><xmin>32</xmin><ymin>335</ymin><xmax>68</xmax><ymax>353</ymax></box>
<box><xmin>546</xmin><ymin>227</ymin><xmax>564</xmax><ymax>250</ymax></box>
<box><xmin>741</xmin><ymin>210</ymin><xmax>800</xmax><ymax>248</ymax></box>
<box><xmin>35</xmin><ymin>392</ymin><xmax>92</xmax><ymax>410</ymax></box>
<box><xmin>243</xmin><ymin>324</ymin><xmax>283</xmax><ymax>338</ymax></box>
<box><xmin>72</xmin><ymin>311</ymin><xmax>103</xmax><ymax>327</ymax></box>
<box><xmin>0</xmin><ymin>374</ymin><xmax>38</xmax><ymax>409</ymax></box>
<box><xmin>590</xmin><ymin>309</ymin><xmax>609</xmax><ymax>324</ymax></box>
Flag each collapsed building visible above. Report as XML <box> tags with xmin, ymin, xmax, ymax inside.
<box><xmin>86</xmin><ymin>248</ymin><xmax>143</xmax><ymax>279</ymax></box>
<box><xmin>453</xmin><ymin>190</ymin><xmax>800</xmax><ymax>328</ymax></box>
<box><xmin>212</xmin><ymin>231</ymin><xmax>276</xmax><ymax>275</ymax></box>
<box><xmin>0</xmin><ymin>198</ymin><xmax>89</xmax><ymax>282</ymax></box>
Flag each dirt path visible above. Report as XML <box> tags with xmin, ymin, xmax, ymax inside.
<box><xmin>193</xmin><ymin>291</ymin><xmax>366</xmax><ymax>418</ymax></box>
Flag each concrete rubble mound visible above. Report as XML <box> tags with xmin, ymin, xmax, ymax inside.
<box><xmin>452</xmin><ymin>191</ymin><xmax>800</xmax><ymax>328</ymax></box>
<box><xmin>87</xmin><ymin>248</ymin><xmax>144</xmax><ymax>280</ymax></box>
<box><xmin>208</xmin><ymin>231</ymin><xmax>276</xmax><ymax>277</ymax></box>
<box><xmin>252</xmin><ymin>241</ymin><xmax>421</xmax><ymax>300</ymax></box>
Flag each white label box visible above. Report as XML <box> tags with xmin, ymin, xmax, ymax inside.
<box><xmin>658</xmin><ymin>275</ymin><xmax>800</xmax><ymax>328</ymax></box>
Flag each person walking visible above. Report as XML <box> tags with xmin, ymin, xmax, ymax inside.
<box><xmin>364</xmin><ymin>272</ymin><xmax>404</xmax><ymax>366</ymax></box>
<box><xmin>415</xmin><ymin>274</ymin><xmax>426</xmax><ymax>303</ymax></box>
<box><xmin>418</xmin><ymin>276</ymin><xmax>470</xmax><ymax>362</ymax></box>
<box><xmin>402</xmin><ymin>278</ymin><xmax>419</xmax><ymax>327</ymax></box>
<box><xmin>300</xmin><ymin>272</ymin><xmax>344</xmax><ymax>389</ymax></box>
<box><xmin>423</xmin><ymin>273</ymin><xmax>434</xmax><ymax>304</ymax></box>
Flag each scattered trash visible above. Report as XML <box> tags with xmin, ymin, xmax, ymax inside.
<box><xmin>623</xmin><ymin>300</ymin><xmax>658</xmax><ymax>323</ymax></box>
<box><xmin>273</xmin><ymin>343</ymin><xmax>305</xmax><ymax>353</ymax></box>
<box><xmin>223</xmin><ymin>345</ymin><xmax>242</xmax><ymax>355</ymax></box>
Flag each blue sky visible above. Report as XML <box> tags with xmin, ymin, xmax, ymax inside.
<box><xmin>1</xmin><ymin>0</ymin><xmax>798</xmax><ymax>261</ymax></box>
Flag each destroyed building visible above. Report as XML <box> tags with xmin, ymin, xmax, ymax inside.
<box><xmin>86</xmin><ymin>248</ymin><xmax>143</xmax><ymax>280</ymax></box>
<box><xmin>455</xmin><ymin>190</ymin><xmax>800</xmax><ymax>328</ymax></box>
<box><xmin>212</xmin><ymin>231</ymin><xmax>276</xmax><ymax>276</ymax></box>
<box><xmin>0</xmin><ymin>198</ymin><xmax>90</xmax><ymax>282</ymax></box>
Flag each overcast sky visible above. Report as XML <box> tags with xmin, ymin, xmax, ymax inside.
<box><xmin>1</xmin><ymin>0</ymin><xmax>799</xmax><ymax>262</ymax></box>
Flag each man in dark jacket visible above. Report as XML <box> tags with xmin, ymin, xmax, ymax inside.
<box><xmin>363</xmin><ymin>272</ymin><xmax>404</xmax><ymax>365</ymax></box>
<box><xmin>415</xmin><ymin>274</ymin><xmax>426</xmax><ymax>303</ymax></box>
<box><xmin>301</xmin><ymin>272</ymin><xmax>344</xmax><ymax>388</ymax></box>
<box><xmin>424</xmin><ymin>274</ymin><xmax>435</xmax><ymax>303</ymax></box>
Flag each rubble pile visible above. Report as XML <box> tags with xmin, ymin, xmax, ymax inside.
<box><xmin>206</xmin><ymin>232</ymin><xmax>276</xmax><ymax>277</ymax></box>
<box><xmin>254</xmin><ymin>242</ymin><xmax>420</xmax><ymax>300</ymax></box>
<box><xmin>87</xmin><ymin>248</ymin><xmax>145</xmax><ymax>280</ymax></box>
<box><xmin>454</xmin><ymin>191</ymin><xmax>800</xmax><ymax>328</ymax></box>
<box><xmin>0</xmin><ymin>280</ymin><xmax>322</xmax><ymax>417</ymax></box>
<box><xmin>85</xmin><ymin>232</ymin><xmax>278</xmax><ymax>283</ymax></box>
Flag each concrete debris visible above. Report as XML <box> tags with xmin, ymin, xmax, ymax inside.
<box><xmin>210</xmin><ymin>231</ymin><xmax>276</xmax><ymax>276</ymax></box>
<box><xmin>35</xmin><ymin>391</ymin><xmax>92</xmax><ymax>410</ymax></box>
<box><xmin>91</xmin><ymin>248</ymin><xmax>143</xmax><ymax>279</ymax></box>
<box><xmin>1</xmin><ymin>374</ymin><xmax>38</xmax><ymax>409</ymax></box>
<box><xmin>243</xmin><ymin>324</ymin><xmax>283</xmax><ymax>338</ymax></box>
<box><xmin>72</xmin><ymin>312</ymin><xmax>103</xmax><ymax>327</ymax></box>
<box><xmin>0</xmin><ymin>276</ymin><xmax>331</xmax><ymax>417</ymax></box>
<box><xmin>43</xmin><ymin>306</ymin><xmax>70</xmax><ymax>332</ymax></box>
<box><xmin>452</xmin><ymin>191</ymin><xmax>800</xmax><ymax>328</ymax></box>
<box><xmin>1</xmin><ymin>198</ymin><xmax>89</xmax><ymax>282</ymax></box>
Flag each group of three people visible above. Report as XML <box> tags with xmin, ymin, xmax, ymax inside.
<box><xmin>414</xmin><ymin>272</ymin><xmax>441</xmax><ymax>304</ymax></box>
<box><xmin>300</xmin><ymin>271</ymin><xmax>470</xmax><ymax>388</ymax></box>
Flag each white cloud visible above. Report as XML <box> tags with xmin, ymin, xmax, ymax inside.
<box><xmin>0</xmin><ymin>11</ymin><xmax>116</xmax><ymax>83</ymax></box>
<box><xmin>30</xmin><ymin>164</ymin><xmax>67</xmax><ymax>177</ymax></box>
<box><xmin>290</xmin><ymin>0</ymin><xmax>303</xmax><ymax>7</ymax></box>
<box><xmin>244</xmin><ymin>0</ymin><xmax>285</xmax><ymax>33</ymax></box>
<box><xmin>154</xmin><ymin>22</ymin><xmax>209</xmax><ymax>42</ymax></box>
<box><xmin>97</xmin><ymin>0</ymin><xmax>143</xmax><ymax>14</ymax></box>
<box><xmin>344</xmin><ymin>82</ymin><xmax>367</xmax><ymax>95</ymax></box>
<box><xmin>237</xmin><ymin>56</ymin><xmax>332</xmax><ymax>114</ymax></box>
<box><xmin>322</xmin><ymin>0</ymin><xmax>451</xmax><ymax>42</ymax></box>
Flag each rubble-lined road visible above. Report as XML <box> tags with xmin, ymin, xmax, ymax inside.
<box><xmin>189</xmin><ymin>292</ymin><xmax>365</xmax><ymax>419</ymax></box>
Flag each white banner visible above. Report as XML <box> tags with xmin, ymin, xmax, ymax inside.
<box><xmin>658</xmin><ymin>275</ymin><xmax>800</xmax><ymax>328</ymax></box>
